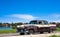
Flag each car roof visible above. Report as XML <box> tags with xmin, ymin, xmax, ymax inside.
<box><xmin>30</xmin><ymin>20</ymin><xmax>48</xmax><ymax>22</ymax></box>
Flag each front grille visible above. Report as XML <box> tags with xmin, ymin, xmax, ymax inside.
<box><xmin>17</xmin><ymin>28</ymin><xmax>28</xmax><ymax>33</ymax></box>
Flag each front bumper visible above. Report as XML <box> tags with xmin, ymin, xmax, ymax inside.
<box><xmin>17</xmin><ymin>28</ymin><xmax>29</xmax><ymax>34</ymax></box>
<box><xmin>20</xmin><ymin>31</ymin><xmax>29</xmax><ymax>34</ymax></box>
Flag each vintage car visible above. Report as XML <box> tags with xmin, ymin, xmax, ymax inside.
<box><xmin>17</xmin><ymin>20</ymin><xmax>56</xmax><ymax>35</ymax></box>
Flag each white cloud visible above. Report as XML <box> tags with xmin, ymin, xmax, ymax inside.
<box><xmin>47</xmin><ymin>14</ymin><xmax>60</xmax><ymax>22</ymax></box>
<box><xmin>11</xmin><ymin>14</ymin><xmax>38</xmax><ymax>20</ymax></box>
<box><xmin>36</xmin><ymin>14</ymin><xmax>60</xmax><ymax>22</ymax></box>
<box><xmin>51</xmin><ymin>14</ymin><xmax>60</xmax><ymax>18</ymax></box>
<box><xmin>3</xmin><ymin>14</ymin><xmax>60</xmax><ymax>23</ymax></box>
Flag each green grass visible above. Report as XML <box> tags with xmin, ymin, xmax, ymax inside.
<box><xmin>56</xmin><ymin>27</ymin><xmax>60</xmax><ymax>31</ymax></box>
<box><xmin>49</xmin><ymin>27</ymin><xmax>60</xmax><ymax>37</ymax></box>
<box><xmin>49</xmin><ymin>35</ymin><xmax>60</xmax><ymax>37</ymax></box>
<box><xmin>0</xmin><ymin>29</ymin><xmax>16</xmax><ymax>34</ymax></box>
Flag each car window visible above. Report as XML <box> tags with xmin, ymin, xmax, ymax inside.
<box><xmin>38</xmin><ymin>21</ymin><xmax>42</xmax><ymax>24</ymax></box>
<box><xmin>43</xmin><ymin>21</ymin><xmax>48</xmax><ymax>24</ymax></box>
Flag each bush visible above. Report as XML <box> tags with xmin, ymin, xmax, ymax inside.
<box><xmin>12</xmin><ymin>26</ymin><xmax>16</xmax><ymax>29</ymax></box>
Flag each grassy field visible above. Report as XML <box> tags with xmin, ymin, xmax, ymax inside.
<box><xmin>49</xmin><ymin>35</ymin><xmax>60</xmax><ymax>37</ymax></box>
<box><xmin>49</xmin><ymin>27</ymin><xmax>60</xmax><ymax>37</ymax></box>
<box><xmin>0</xmin><ymin>29</ymin><xmax>16</xmax><ymax>34</ymax></box>
<box><xmin>56</xmin><ymin>27</ymin><xmax>60</xmax><ymax>31</ymax></box>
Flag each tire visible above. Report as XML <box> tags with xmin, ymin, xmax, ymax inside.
<box><xmin>40</xmin><ymin>32</ymin><xmax>44</xmax><ymax>34</ymax></box>
<box><xmin>27</xmin><ymin>33</ymin><xmax>30</xmax><ymax>35</ymax></box>
<box><xmin>29</xmin><ymin>30</ymin><xmax>35</xmax><ymax>34</ymax></box>
<box><xmin>20</xmin><ymin>33</ymin><xmax>25</xmax><ymax>35</ymax></box>
<box><xmin>48</xmin><ymin>31</ymin><xmax>50</xmax><ymax>33</ymax></box>
<box><xmin>48</xmin><ymin>29</ymin><xmax>53</xmax><ymax>33</ymax></box>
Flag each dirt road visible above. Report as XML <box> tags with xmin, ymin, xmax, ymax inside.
<box><xmin>0</xmin><ymin>32</ymin><xmax>60</xmax><ymax>37</ymax></box>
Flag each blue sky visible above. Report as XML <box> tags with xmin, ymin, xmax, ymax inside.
<box><xmin>0</xmin><ymin>0</ymin><xmax>60</xmax><ymax>23</ymax></box>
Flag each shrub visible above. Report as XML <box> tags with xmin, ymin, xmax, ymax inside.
<box><xmin>12</xmin><ymin>26</ymin><xmax>16</xmax><ymax>29</ymax></box>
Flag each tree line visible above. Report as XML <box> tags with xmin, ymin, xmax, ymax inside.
<box><xmin>0</xmin><ymin>22</ymin><xmax>24</xmax><ymax>29</ymax></box>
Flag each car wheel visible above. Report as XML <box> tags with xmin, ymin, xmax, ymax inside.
<box><xmin>40</xmin><ymin>32</ymin><xmax>44</xmax><ymax>34</ymax></box>
<box><xmin>29</xmin><ymin>30</ymin><xmax>34</xmax><ymax>34</ymax></box>
<box><xmin>20</xmin><ymin>33</ymin><xmax>25</xmax><ymax>35</ymax></box>
<box><xmin>48</xmin><ymin>29</ymin><xmax>53</xmax><ymax>33</ymax></box>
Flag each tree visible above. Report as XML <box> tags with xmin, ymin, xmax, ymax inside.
<box><xmin>0</xmin><ymin>23</ymin><xmax>2</xmax><ymax>26</ymax></box>
<box><xmin>11</xmin><ymin>22</ymin><xmax>23</xmax><ymax>29</ymax></box>
<box><xmin>50</xmin><ymin>22</ymin><xmax>56</xmax><ymax>24</ymax></box>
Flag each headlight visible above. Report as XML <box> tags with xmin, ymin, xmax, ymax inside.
<box><xmin>17</xmin><ymin>26</ymin><xmax>20</xmax><ymax>28</ymax></box>
<box><xmin>26</xmin><ymin>31</ymin><xmax>28</xmax><ymax>32</ymax></box>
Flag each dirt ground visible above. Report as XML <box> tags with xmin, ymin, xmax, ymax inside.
<box><xmin>0</xmin><ymin>32</ymin><xmax>60</xmax><ymax>37</ymax></box>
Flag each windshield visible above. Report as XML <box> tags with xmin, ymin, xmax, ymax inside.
<box><xmin>29</xmin><ymin>21</ymin><xmax>37</xmax><ymax>24</ymax></box>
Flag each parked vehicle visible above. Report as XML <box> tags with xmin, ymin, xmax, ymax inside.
<box><xmin>17</xmin><ymin>20</ymin><xmax>56</xmax><ymax>35</ymax></box>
